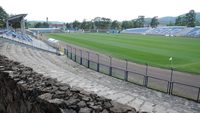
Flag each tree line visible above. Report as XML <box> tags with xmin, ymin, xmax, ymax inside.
<box><xmin>0</xmin><ymin>6</ymin><xmax>199</xmax><ymax>29</ymax></box>
<box><xmin>168</xmin><ymin>10</ymin><xmax>198</xmax><ymax>27</ymax></box>
<box><xmin>65</xmin><ymin>16</ymin><xmax>159</xmax><ymax>30</ymax></box>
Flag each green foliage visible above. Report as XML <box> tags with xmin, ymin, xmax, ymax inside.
<box><xmin>186</xmin><ymin>10</ymin><xmax>196</xmax><ymax>27</ymax></box>
<box><xmin>34</xmin><ymin>22</ymin><xmax>49</xmax><ymax>28</ymax></box>
<box><xmin>80</xmin><ymin>20</ymin><xmax>93</xmax><ymax>29</ymax></box>
<box><xmin>65</xmin><ymin>23</ymin><xmax>72</xmax><ymax>29</ymax></box>
<box><xmin>48</xmin><ymin>33</ymin><xmax>200</xmax><ymax>74</ymax></box>
<box><xmin>122</xmin><ymin>21</ymin><xmax>134</xmax><ymax>29</ymax></box>
<box><xmin>150</xmin><ymin>16</ymin><xmax>159</xmax><ymax>28</ymax></box>
<box><xmin>0</xmin><ymin>6</ymin><xmax>9</xmax><ymax>28</ymax></box>
<box><xmin>196</xmin><ymin>21</ymin><xmax>200</xmax><ymax>26</ymax></box>
<box><xmin>175</xmin><ymin>10</ymin><xmax>196</xmax><ymax>27</ymax></box>
<box><xmin>135</xmin><ymin>16</ymin><xmax>145</xmax><ymax>27</ymax></box>
<box><xmin>167</xmin><ymin>21</ymin><xmax>175</xmax><ymax>26</ymax></box>
<box><xmin>175</xmin><ymin>16</ymin><xmax>186</xmax><ymax>26</ymax></box>
<box><xmin>110</xmin><ymin>20</ymin><xmax>121</xmax><ymax>30</ymax></box>
<box><xmin>93</xmin><ymin>17</ymin><xmax>111</xmax><ymax>29</ymax></box>
<box><xmin>72</xmin><ymin>20</ymin><xmax>81</xmax><ymax>30</ymax></box>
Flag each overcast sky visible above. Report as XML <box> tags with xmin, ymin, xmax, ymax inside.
<box><xmin>1</xmin><ymin>0</ymin><xmax>200</xmax><ymax>22</ymax></box>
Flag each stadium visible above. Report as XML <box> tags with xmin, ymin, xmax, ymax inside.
<box><xmin>1</xmin><ymin>4</ymin><xmax>200</xmax><ymax>113</ymax></box>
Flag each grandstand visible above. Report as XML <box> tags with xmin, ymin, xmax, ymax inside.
<box><xmin>28</xmin><ymin>28</ymin><xmax>62</xmax><ymax>33</ymax></box>
<box><xmin>0</xmin><ymin>14</ymin><xmax>56</xmax><ymax>53</ymax></box>
<box><xmin>0</xmin><ymin>14</ymin><xmax>33</xmax><ymax>43</ymax></box>
<box><xmin>185</xmin><ymin>27</ymin><xmax>200</xmax><ymax>37</ymax></box>
<box><xmin>122</xmin><ymin>28</ymin><xmax>149</xmax><ymax>34</ymax></box>
<box><xmin>122</xmin><ymin>26</ymin><xmax>200</xmax><ymax>38</ymax></box>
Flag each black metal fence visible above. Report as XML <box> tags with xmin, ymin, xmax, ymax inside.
<box><xmin>63</xmin><ymin>45</ymin><xmax>200</xmax><ymax>102</ymax></box>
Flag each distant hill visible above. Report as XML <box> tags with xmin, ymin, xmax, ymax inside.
<box><xmin>157</xmin><ymin>12</ymin><xmax>200</xmax><ymax>25</ymax></box>
<box><xmin>158</xmin><ymin>16</ymin><xmax>176</xmax><ymax>25</ymax></box>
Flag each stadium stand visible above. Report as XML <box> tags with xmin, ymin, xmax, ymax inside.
<box><xmin>29</xmin><ymin>28</ymin><xmax>62</xmax><ymax>33</ymax></box>
<box><xmin>122</xmin><ymin>26</ymin><xmax>200</xmax><ymax>38</ymax></box>
<box><xmin>185</xmin><ymin>27</ymin><xmax>200</xmax><ymax>38</ymax></box>
<box><xmin>122</xmin><ymin>28</ymin><xmax>150</xmax><ymax>34</ymax></box>
<box><xmin>3</xmin><ymin>29</ymin><xmax>33</xmax><ymax>42</ymax></box>
<box><xmin>147</xmin><ymin>26</ymin><xmax>185</xmax><ymax>36</ymax></box>
<box><xmin>1</xmin><ymin>14</ymin><xmax>57</xmax><ymax>53</ymax></box>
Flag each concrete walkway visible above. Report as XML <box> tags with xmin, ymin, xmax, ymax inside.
<box><xmin>0</xmin><ymin>42</ymin><xmax>200</xmax><ymax>113</ymax></box>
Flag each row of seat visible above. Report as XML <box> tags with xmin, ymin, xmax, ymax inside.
<box><xmin>185</xmin><ymin>27</ymin><xmax>200</xmax><ymax>38</ymax></box>
<box><xmin>122</xmin><ymin>26</ymin><xmax>200</xmax><ymax>37</ymax></box>
<box><xmin>1</xmin><ymin>30</ymin><xmax>33</xmax><ymax>42</ymax></box>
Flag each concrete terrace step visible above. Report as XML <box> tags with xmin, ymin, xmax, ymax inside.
<box><xmin>0</xmin><ymin>42</ymin><xmax>200</xmax><ymax>113</ymax></box>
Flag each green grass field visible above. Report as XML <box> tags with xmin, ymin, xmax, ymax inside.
<box><xmin>47</xmin><ymin>33</ymin><xmax>200</xmax><ymax>74</ymax></box>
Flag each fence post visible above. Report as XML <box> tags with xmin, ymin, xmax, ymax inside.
<box><xmin>97</xmin><ymin>54</ymin><xmax>100</xmax><ymax>72</ymax></box>
<box><xmin>109</xmin><ymin>56</ymin><xmax>112</xmax><ymax>76</ymax></box>
<box><xmin>197</xmin><ymin>88</ymin><xmax>200</xmax><ymax>102</ymax></box>
<box><xmin>143</xmin><ymin>63</ymin><xmax>148</xmax><ymax>87</ymax></box>
<box><xmin>66</xmin><ymin>47</ymin><xmax>68</xmax><ymax>57</ymax></box>
<box><xmin>167</xmin><ymin>81</ymin><xmax>170</xmax><ymax>94</ymax></box>
<box><xmin>169</xmin><ymin>68</ymin><xmax>174</xmax><ymax>95</ymax></box>
<box><xmin>124</xmin><ymin>59</ymin><xmax>128</xmax><ymax>81</ymax></box>
<box><xmin>145</xmin><ymin>63</ymin><xmax>148</xmax><ymax>87</ymax></box>
<box><xmin>87</xmin><ymin>51</ymin><xmax>90</xmax><ymax>68</ymax></box>
<box><xmin>69</xmin><ymin>46</ymin><xmax>72</xmax><ymax>59</ymax></box>
<box><xmin>64</xmin><ymin>48</ymin><xmax>66</xmax><ymax>55</ymax></box>
<box><xmin>171</xmin><ymin>82</ymin><xmax>174</xmax><ymax>95</ymax></box>
<box><xmin>74</xmin><ymin>48</ymin><xmax>76</xmax><ymax>62</ymax></box>
<box><xmin>80</xmin><ymin>49</ymin><xmax>82</xmax><ymax>65</ymax></box>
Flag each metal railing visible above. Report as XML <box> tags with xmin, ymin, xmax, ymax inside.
<box><xmin>63</xmin><ymin>45</ymin><xmax>200</xmax><ymax>102</ymax></box>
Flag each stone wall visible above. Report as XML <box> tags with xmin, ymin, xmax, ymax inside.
<box><xmin>0</xmin><ymin>55</ymin><xmax>147</xmax><ymax>113</ymax></box>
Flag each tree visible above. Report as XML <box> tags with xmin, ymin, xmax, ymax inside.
<box><xmin>0</xmin><ymin>6</ymin><xmax>9</xmax><ymax>28</ymax></box>
<box><xmin>34</xmin><ymin>22</ymin><xmax>49</xmax><ymax>28</ymax></box>
<box><xmin>196</xmin><ymin>21</ymin><xmax>200</xmax><ymax>26</ymax></box>
<box><xmin>135</xmin><ymin>16</ymin><xmax>145</xmax><ymax>28</ymax></box>
<box><xmin>175</xmin><ymin>16</ymin><xmax>182</xmax><ymax>26</ymax></box>
<box><xmin>110</xmin><ymin>20</ymin><xmax>121</xmax><ymax>30</ymax></box>
<box><xmin>72</xmin><ymin>20</ymin><xmax>80</xmax><ymax>30</ymax></box>
<box><xmin>186</xmin><ymin>10</ymin><xmax>196</xmax><ymax>27</ymax></box>
<box><xmin>65</xmin><ymin>23</ymin><xmax>72</xmax><ymax>30</ymax></box>
<box><xmin>175</xmin><ymin>10</ymin><xmax>196</xmax><ymax>27</ymax></box>
<box><xmin>122</xmin><ymin>21</ymin><xmax>134</xmax><ymax>29</ymax></box>
<box><xmin>167</xmin><ymin>21</ymin><xmax>175</xmax><ymax>26</ymax></box>
<box><xmin>175</xmin><ymin>16</ymin><xmax>187</xmax><ymax>26</ymax></box>
<box><xmin>80</xmin><ymin>19</ymin><xmax>93</xmax><ymax>30</ymax></box>
<box><xmin>93</xmin><ymin>17</ymin><xmax>111</xmax><ymax>29</ymax></box>
<box><xmin>150</xmin><ymin>16</ymin><xmax>159</xmax><ymax>28</ymax></box>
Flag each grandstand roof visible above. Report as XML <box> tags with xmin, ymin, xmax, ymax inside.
<box><xmin>7</xmin><ymin>14</ymin><xmax>27</xmax><ymax>23</ymax></box>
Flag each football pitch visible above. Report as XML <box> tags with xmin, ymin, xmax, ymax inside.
<box><xmin>47</xmin><ymin>33</ymin><xmax>200</xmax><ymax>74</ymax></box>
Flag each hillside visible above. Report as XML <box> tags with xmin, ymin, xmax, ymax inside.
<box><xmin>158</xmin><ymin>12</ymin><xmax>200</xmax><ymax>25</ymax></box>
